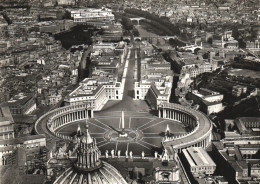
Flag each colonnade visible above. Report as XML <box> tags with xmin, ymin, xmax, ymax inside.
<box><xmin>244</xmin><ymin>121</ymin><xmax>260</xmax><ymax>128</ymax></box>
<box><xmin>2</xmin><ymin>132</ymin><xmax>14</xmax><ymax>140</ymax></box>
<box><xmin>159</xmin><ymin>102</ymin><xmax>213</xmax><ymax>153</ymax></box>
<box><xmin>49</xmin><ymin>109</ymin><xmax>91</xmax><ymax>132</ymax></box>
<box><xmin>1</xmin><ymin>156</ymin><xmax>7</xmax><ymax>165</ymax></box>
<box><xmin>172</xmin><ymin>134</ymin><xmax>212</xmax><ymax>153</ymax></box>
<box><xmin>159</xmin><ymin>108</ymin><xmax>197</xmax><ymax>128</ymax></box>
<box><xmin>43</xmin><ymin>104</ymin><xmax>94</xmax><ymax>139</ymax></box>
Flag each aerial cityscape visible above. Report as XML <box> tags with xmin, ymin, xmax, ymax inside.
<box><xmin>0</xmin><ymin>0</ymin><xmax>260</xmax><ymax>183</ymax></box>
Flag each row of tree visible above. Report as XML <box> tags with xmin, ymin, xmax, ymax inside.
<box><xmin>124</xmin><ymin>8</ymin><xmax>180</xmax><ymax>35</ymax></box>
<box><xmin>169</xmin><ymin>38</ymin><xmax>186</xmax><ymax>47</ymax></box>
<box><xmin>121</xmin><ymin>16</ymin><xmax>134</xmax><ymax>31</ymax></box>
<box><xmin>232</xmin><ymin>56</ymin><xmax>260</xmax><ymax>71</ymax></box>
<box><xmin>114</xmin><ymin>13</ymin><xmax>140</xmax><ymax>37</ymax></box>
<box><xmin>217</xmin><ymin>96</ymin><xmax>260</xmax><ymax>119</ymax></box>
<box><xmin>54</xmin><ymin>25</ymin><xmax>95</xmax><ymax>49</ymax></box>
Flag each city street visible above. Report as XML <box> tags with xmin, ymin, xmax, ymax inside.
<box><xmin>101</xmin><ymin>46</ymin><xmax>150</xmax><ymax>112</ymax></box>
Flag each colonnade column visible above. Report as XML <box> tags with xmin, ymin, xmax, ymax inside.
<box><xmin>82</xmin><ymin>154</ymin><xmax>86</xmax><ymax>168</ymax></box>
<box><xmin>84</xmin><ymin>110</ymin><xmax>86</xmax><ymax>119</ymax></box>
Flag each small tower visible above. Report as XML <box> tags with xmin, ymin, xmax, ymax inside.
<box><xmin>83</xmin><ymin>122</ymin><xmax>93</xmax><ymax>144</ymax></box>
<box><xmin>75</xmin><ymin>121</ymin><xmax>102</xmax><ymax>170</ymax></box>
<box><xmin>161</xmin><ymin>149</ymin><xmax>171</xmax><ymax>162</ymax></box>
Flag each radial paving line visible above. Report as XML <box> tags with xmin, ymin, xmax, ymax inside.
<box><xmin>141</xmin><ymin>120</ymin><xmax>168</xmax><ymax>131</ymax></box>
<box><xmin>137</xmin><ymin>119</ymin><xmax>156</xmax><ymax>129</ymax></box>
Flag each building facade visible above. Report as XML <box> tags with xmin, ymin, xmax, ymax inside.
<box><xmin>3</xmin><ymin>93</ymin><xmax>36</xmax><ymax>115</ymax></box>
<box><xmin>70</xmin><ymin>8</ymin><xmax>114</xmax><ymax>23</ymax></box>
<box><xmin>188</xmin><ymin>88</ymin><xmax>224</xmax><ymax>115</ymax></box>
<box><xmin>0</xmin><ymin>107</ymin><xmax>14</xmax><ymax>140</ymax></box>
<box><xmin>64</xmin><ymin>79</ymin><xmax>122</xmax><ymax>111</ymax></box>
<box><xmin>182</xmin><ymin>147</ymin><xmax>216</xmax><ymax>177</ymax></box>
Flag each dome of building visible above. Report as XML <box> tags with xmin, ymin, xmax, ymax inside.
<box><xmin>53</xmin><ymin>122</ymin><xmax>127</xmax><ymax>184</ymax></box>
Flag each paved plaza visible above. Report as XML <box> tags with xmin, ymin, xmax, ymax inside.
<box><xmin>56</xmin><ymin>111</ymin><xmax>186</xmax><ymax>156</ymax></box>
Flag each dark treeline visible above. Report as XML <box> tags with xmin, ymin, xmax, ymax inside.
<box><xmin>232</xmin><ymin>56</ymin><xmax>260</xmax><ymax>71</ymax></box>
<box><xmin>217</xmin><ymin>96</ymin><xmax>260</xmax><ymax>120</ymax></box>
<box><xmin>142</xmin><ymin>19</ymin><xmax>173</xmax><ymax>36</ymax></box>
<box><xmin>113</xmin><ymin>12</ymin><xmax>140</xmax><ymax>36</ymax></box>
<box><xmin>169</xmin><ymin>38</ymin><xmax>186</xmax><ymax>47</ymax></box>
<box><xmin>124</xmin><ymin>8</ymin><xmax>180</xmax><ymax>36</ymax></box>
<box><xmin>121</xmin><ymin>16</ymin><xmax>134</xmax><ymax>31</ymax></box>
<box><xmin>232</xmin><ymin>27</ymin><xmax>246</xmax><ymax>48</ymax></box>
<box><xmin>132</xmin><ymin>28</ymin><xmax>139</xmax><ymax>36</ymax></box>
<box><xmin>54</xmin><ymin>25</ymin><xmax>97</xmax><ymax>49</ymax></box>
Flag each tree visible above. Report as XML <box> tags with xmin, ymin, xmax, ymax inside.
<box><xmin>121</xmin><ymin>17</ymin><xmax>133</xmax><ymax>30</ymax></box>
<box><xmin>62</xmin><ymin>10</ymin><xmax>71</xmax><ymax>19</ymax></box>
<box><xmin>132</xmin><ymin>28</ymin><xmax>139</xmax><ymax>36</ymax></box>
<box><xmin>125</xmin><ymin>8</ymin><xmax>182</xmax><ymax>36</ymax></box>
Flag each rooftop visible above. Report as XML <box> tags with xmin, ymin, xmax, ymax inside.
<box><xmin>0</xmin><ymin>134</ymin><xmax>46</xmax><ymax>145</ymax></box>
<box><xmin>0</xmin><ymin>106</ymin><xmax>14</xmax><ymax>125</ymax></box>
<box><xmin>3</xmin><ymin>93</ymin><xmax>34</xmax><ymax>107</ymax></box>
<box><xmin>183</xmin><ymin>147</ymin><xmax>216</xmax><ymax>167</ymax></box>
